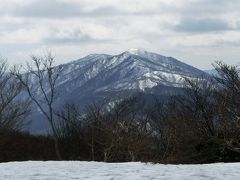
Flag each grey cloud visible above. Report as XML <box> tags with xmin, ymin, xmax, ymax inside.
<box><xmin>11</xmin><ymin>0</ymin><xmax>157</xmax><ymax>18</ymax></box>
<box><xmin>45</xmin><ymin>35</ymin><xmax>111</xmax><ymax>45</ymax></box>
<box><xmin>0</xmin><ymin>22</ymin><xmax>32</xmax><ymax>33</ymax></box>
<box><xmin>13</xmin><ymin>1</ymin><xmax>85</xmax><ymax>18</ymax></box>
<box><xmin>44</xmin><ymin>29</ymin><xmax>112</xmax><ymax>45</ymax></box>
<box><xmin>176</xmin><ymin>0</ymin><xmax>240</xmax><ymax>15</ymax></box>
<box><xmin>2</xmin><ymin>0</ymin><xmax>240</xmax><ymax>19</ymax></box>
<box><xmin>213</xmin><ymin>40</ymin><xmax>240</xmax><ymax>47</ymax></box>
<box><xmin>174</xmin><ymin>18</ymin><xmax>232</xmax><ymax>33</ymax></box>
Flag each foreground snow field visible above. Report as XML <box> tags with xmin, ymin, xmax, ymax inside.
<box><xmin>0</xmin><ymin>161</ymin><xmax>239</xmax><ymax>180</ymax></box>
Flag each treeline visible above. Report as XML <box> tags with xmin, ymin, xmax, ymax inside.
<box><xmin>0</xmin><ymin>54</ymin><xmax>240</xmax><ymax>163</ymax></box>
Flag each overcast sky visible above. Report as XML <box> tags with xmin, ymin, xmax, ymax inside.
<box><xmin>1</xmin><ymin>0</ymin><xmax>240</xmax><ymax>69</ymax></box>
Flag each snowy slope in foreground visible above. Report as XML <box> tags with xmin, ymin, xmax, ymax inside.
<box><xmin>0</xmin><ymin>161</ymin><xmax>239</xmax><ymax>180</ymax></box>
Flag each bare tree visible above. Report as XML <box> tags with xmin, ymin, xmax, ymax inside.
<box><xmin>12</xmin><ymin>53</ymin><xmax>63</xmax><ymax>159</ymax></box>
<box><xmin>83</xmin><ymin>97</ymin><xmax>153</xmax><ymax>162</ymax></box>
<box><xmin>148</xmin><ymin>99</ymin><xmax>175</xmax><ymax>161</ymax></box>
<box><xmin>0</xmin><ymin>60</ymin><xmax>30</xmax><ymax>131</ymax></box>
<box><xmin>214</xmin><ymin>61</ymin><xmax>240</xmax><ymax>130</ymax></box>
<box><xmin>182</xmin><ymin>77</ymin><xmax>218</xmax><ymax>136</ymax></box>
<box><xmin>84</xmin><ymin>104</ymin><xmax>106</xmax><ymax>161</ymax></box>
<box><xmin>212</xmin><ymin>62</ymin><xmax>240</xmax><ymax>154</ymax></box>
<box><xmin>56</xmin><ymin>103</ymin><xmax>89</xmax><ymax>160</ymax></box>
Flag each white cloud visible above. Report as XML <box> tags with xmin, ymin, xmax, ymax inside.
<box><xmin>0</xmin><ymin>0</ymin><xmax>240</xmax><ymax>69</ymax></box>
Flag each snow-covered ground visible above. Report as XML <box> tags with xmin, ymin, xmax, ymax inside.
<box><xmin>0</xmin><ymin>161</ymin><xmax>239</xmax><ymax>180</ymax></box>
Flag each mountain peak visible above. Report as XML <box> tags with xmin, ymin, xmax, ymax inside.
<box><xmin>126</xmin><ymin>48</ymin><xmax>147</xmax><ymax>55</ymax></box>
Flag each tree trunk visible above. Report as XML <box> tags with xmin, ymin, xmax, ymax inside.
<box><xmin>104</xmin><ymin>151</ymin><xmax>108</xmax><ymax>162</ymax></box>
<box><xmin>129</xmin><ymin>151</ymin><xmax>135</xmax><ymax>162</ymax></box>
<box><xmin>53</xmin><ymin>136</ymin><xmax>62</xmax><ymax>160</ymax></box>
<box><xmin>91</xmin><ymin>144</ymin><xmax>95</xmax><ymax>161</ymax></box>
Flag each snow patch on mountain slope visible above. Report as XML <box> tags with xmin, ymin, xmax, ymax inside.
<box><xmin>138</xmin><ymin>79</ymin><xmax>158</xmax><ymax>90</ymax></box>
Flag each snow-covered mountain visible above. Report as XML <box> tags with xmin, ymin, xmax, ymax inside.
<box><xmin>56</xmin><ymin>48</ymin><xmax>204</xmax><ymax>93</ymax></box>
<box><xmin>29</xmin><ymin>49</ymin><xmax>206</xmax><ymax>132</ymax></box>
